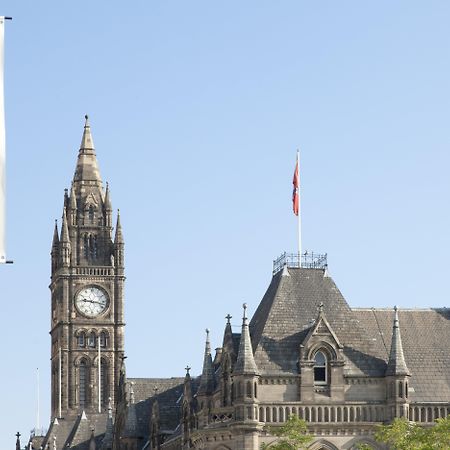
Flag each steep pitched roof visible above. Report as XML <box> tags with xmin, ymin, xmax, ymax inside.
<box><xmin>353</xmin><ymin>308</ymin><xmax>450</xmax><ymax>402</ymax></box>
<box><xmin>73</xmin><ymin>115</ymin><xmax>102</xmax><ymax>187</ymax></box>
<box><xmin>126</xmin><ymin>377</ymin><xmax>185</xmax><ymax>438</ymax></box>
<box><xmin>249</xmin><ymin>267</ymin><xmax>384</xmax><ymax>376</ymax></box>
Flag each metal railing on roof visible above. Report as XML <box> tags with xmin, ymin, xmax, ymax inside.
<box><xmin>273</xmin><ymin>251</ymin><xmax>327</xmax><ymax>275</ymax></box>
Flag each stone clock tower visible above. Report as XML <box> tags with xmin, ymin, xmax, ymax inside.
<box><xmin>50</xmin><ymin>116</ymin><xmax>125</xmax><ymax>419</ymax></box>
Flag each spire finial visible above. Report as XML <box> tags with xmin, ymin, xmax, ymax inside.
<box><xmin>385</xmin><ymin>305</ymin><xmax>410</xmax><ymax>376</ymax></box>
<box><xmin>225</xmin><ymin>313</ymin><xmax>232</xmax><ymax>324</ymax></box>
<box><xmin>15</xmin><ymin>432</ymin><xmax>21</xmax><ymax>450</ymax></box>
<box><xmin>153</xmin><ymin>386</ymin><xmax>159</xmax><ymax>396</ymax></box>
<box><xmin>85</xmin><ymin>114</ymin><xmax>89</xmax><ymax>123</ymax></box>
<box><xmin>234</xmin><ymin>303</ymin><xmax>258</xmax><ymax>375</ymax></box>
<box><xmin>185</xmin><ymin>365</ymin><xmax>191</xmax><ymax>375</ymax></box>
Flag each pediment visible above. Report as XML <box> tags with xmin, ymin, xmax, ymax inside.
<box><xmin>84</xmin><ymin>192</ymin><xmax>99</xmax><ymax>209</ymax></box>
<box><xmin>302</xmin><ymin>311</ymin><xmax>343</xmax><ymax>350</ymax></box>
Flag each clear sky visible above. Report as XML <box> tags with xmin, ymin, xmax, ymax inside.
<box><xmin>1</xmin><ymin>1</ymin><xmax>450</xmax><ymax>448</ymax></box>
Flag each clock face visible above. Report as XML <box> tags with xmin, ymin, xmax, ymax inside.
<box><xmin>75</xmin><ymin>286</ymin><xmax>109</xmax><ymax>318</ymax></box>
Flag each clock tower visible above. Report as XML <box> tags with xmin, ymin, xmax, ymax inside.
<box><xmin>50</xmin><ymin>116</ymin><xmax>125</xmax><ymax>419</ymax></box>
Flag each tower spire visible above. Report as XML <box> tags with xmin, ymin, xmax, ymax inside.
<box><xmin>197</xmin><ymin>329</ymin><xmax>215</xmax><ymax>395</ymax></box>
<box><xmin>234</xmin><ymin>303</ymin><xmax>258</xmax><ymax>375</ymax></box>
<box><xmin>114</xmin><ymin>210</ymin><xmax>123</xmax><ymax>244</ymax></box>
<box><xmin>73</xmin><ymin>115</ymin><xmax>102</xmax><ymax>187</ymax></box>
<box><xmin>52</xmin><ymin>220</ymin><xmax>59</xmax><ymax>249</ymax></box>
<box><xmin>60</xmin><ymin>207</ymin><xmax>70</xmax><ymax>243</ymax></box>
<box><xmin>386</xmin><ymin>306</ymin><xmax>410</xmax><ymax>376</ymax></box>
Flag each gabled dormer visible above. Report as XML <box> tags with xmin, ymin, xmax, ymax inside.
<box><xmin>299</xmin><ymin>303</ymin><xmax>345</xmax><ymax>402</ymax></box>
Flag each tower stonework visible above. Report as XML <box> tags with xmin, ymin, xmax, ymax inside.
<box><xmin>50</xmin><ymin>116</ymin><xmax>125</xmax><ymax>419</ymax></box>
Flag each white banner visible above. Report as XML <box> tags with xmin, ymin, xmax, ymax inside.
<box><xmin>0</xmin><ymin>17</ymin><xmax>5</xmax><ymax>263</ymax></box>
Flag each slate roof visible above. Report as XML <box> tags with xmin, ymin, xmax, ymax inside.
<box><xmin>248</xmin><ymin>266</ymin><xmax>450</xmax><ymax>403</ymax></box>
<box><xmin>249</xmin><ymin>267</ymin><xmax>385</xmax><ymax>376</ymax></box>
<box><xmin>354</xmin><ymin>308</ymin><xmax>450</xmax><ymax>402</ymax></box>
<box><xmin>126</xmin><ymin>378</ymin><xmax>185</xmax><ymax>437</ymax></box>
<box><xmin>39</xmin><ymin>413</ymin><xmax>107</xmax><ymax>450</ymax></box>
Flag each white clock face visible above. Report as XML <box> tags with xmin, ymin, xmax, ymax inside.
<box><xmin>75</xmin><ymin>286</ymin><xmax>109</xmax><ymax>318</ymax></box>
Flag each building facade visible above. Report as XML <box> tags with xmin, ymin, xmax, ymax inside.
<box><xmin>25</xmin><ymin>119</ymin><xmax>450</xmax><ymax>450</ymax></box>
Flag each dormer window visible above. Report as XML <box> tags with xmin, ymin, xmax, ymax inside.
<box><xmin>314</xmin><ymin>351</ymin><xmax>327</xmax><ymax>384</ymax></box>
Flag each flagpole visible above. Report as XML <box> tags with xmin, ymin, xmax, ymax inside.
<box><xmin>297</xmin><ymin>149</ymin><xmax>302</xmax><ymax>266</ymax></box>
<box><xmin>58</xmin><ymin>347</ymin><xmax>62</xmax><ymax>418</ymax></box>
<box><xmin>36</xmin><ymin>367</ymin><xmax>40</xmax><ymax>431</ymax></box>
<box><xmin>98</xmin><ymin>337</ymin><xmax>101</xmax><ymax>413</ymax></box>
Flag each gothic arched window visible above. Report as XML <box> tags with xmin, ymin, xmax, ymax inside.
<box><xmin>77</xmin><ymin>332</ymin><xmax>86</xmax><ymax>348</ymax></box>
<box><xmin>314</xmin><ymin>351</ymin><xmax>327</xmax><ymax>384</ymax></box>
<box><xmin>79</xmin><ymin>359</ymin><xmax>88</xmax><ymax>407</ymax></box>
<box><xmin>88</xmin><ymin>332</ymin><xmax>96</xmax><ymax>348</ymax></box>
<box><xmin>88</xmin><ymin>205</ymin><xmax>95</xmax><ymax>223</ymax></box>
<box><xmin>100</xmin><ymin>331</ymin><xmax>107</xmax><ymax>348</ymax></box>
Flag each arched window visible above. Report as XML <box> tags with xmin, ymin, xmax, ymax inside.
<box><xmin>79</xmin><ymin>359</ymin><xmax>88</xmax><ymax>407</ymax></box>
<box><xmin>78</xmin><ymin>332</ymin><xmax>86</xmax><ymax>348</ymax></box>
<box><xmin>100</xmin><ymin>332</ymin><xmax>107</xmax><ymax>348</ymax></box>
<box><xmin>88</xmin><ymin>206</ymin><xmax>95</xmax><ymax>222</ymax></box>
<box><xmin>88</xmin><ymin>332</ymin><xmax>96</xmax><ymax>348</ymax></box>
<box><xmin>246</xmin><ymin>381</ymin><xmax>252</xmax><ymax>398</ymax></box>
<box><xmin>314</xmin><ymin>351</ymin><xmax>327</xmax><ymax>384</ymax></box>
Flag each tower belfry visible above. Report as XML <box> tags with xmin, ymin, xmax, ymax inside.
<box><xmin>50</xmin><ymin>116</ymin><xmax>125</xmax><ymax>419</ymax></box>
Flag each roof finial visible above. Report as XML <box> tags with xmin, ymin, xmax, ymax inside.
<box><xmin>15</xmin><ymin>432</ymin><xmax>21</xmax><ymax>450</ymax></box>
<box><xmin>85</xmin><ymin>114</ymin><xmax>89</xmax><ymax>124</ymax></box>
<box><xmin>318</xmin><ymin>302</ymin><xmax>324</xmax><ymax>314</ymax></box>
<box><xmin>185</xmin><ymin>365</ymin><xmax>191</xmax><ymax>375</ymax></box>
<box><xmin>153</xmin><ymin>386</ymin><xmax>159</xmax><ymax>396</ymax></box>
<box><xmin>243</xmin><ymin>303</ymin><xmax>248</xmax><ymax>322</ymax></box>
<box><xmin>225</xmin><ymin>313</ymin><xmax>232</xmax><ymax>324</ymax></box>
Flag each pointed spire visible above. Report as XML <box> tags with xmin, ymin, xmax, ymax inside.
<box><xmin>123</xmin><ymin>384</ymin><xmax>138</xmax><ymax>436</ymax></box>
<box><xmin>234</xmin><ymin>303</ymin><xmax>258</xmax><ymax>375</ymax></box>
<box><xmin>183</xmin><ymin>366</ymin><xmax>192</xmax><ymax>402</ymax></box>
<box><xmin>104</xmin><ymin>182</ymin><xmax>112</xmax><ymax>211</ymax></box>
<box><xmin>197</xmin><ymin>329</ymin><xmax>215</xmax><ymax>396</ymax></box>
<box><xmin>52</xmin><ymin>220</ymin><xmax>59</xmax><ymax>249</ymax></box>
<box><xmin>15</xmin><ymin>432</ymin><xmax>21</xmax><ymax>450</ymax></box>
<box><xmin>73</xmin><ymin>115</ymin><xmax>102</xmax><ymax>186</ymax></box>
<box><xmin>114</xmin><ymin>210</ymin><xmax>123</xmax><ymax>244</ymax></box>
<box><xmin>60</xmin><ymin>208</ymin><xmax>70</xmax><ymax>243</ymax></box>
<box><xmin>80</xmin><ymin>114</ymin><xmax>95</xmax><ymax>150</ymax></box>
<box><xmin>386</xmin><ymin>306</ymin><xmax>410</xmax><ymax>376</ymax></box>
<box><xmin>100</xmin><ymin>398</ymin><xmax>114</xmax><ymax>450</ymax></box>
<box><xmin>70</xmin><ymin>184</ymin><xmax>77</xmax><ymax>210</ymax></box>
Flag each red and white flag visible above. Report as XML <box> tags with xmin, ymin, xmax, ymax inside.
<box><xmin>292</xmin><ymin>155</ymin><xmax>299</xmax><ymax>216</ymax></box>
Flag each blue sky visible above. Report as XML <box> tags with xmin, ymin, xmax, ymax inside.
<box><xmin>1</xmin><ymin>1</ymin><xmax>450</xmax><ymax>447</ymax></box>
